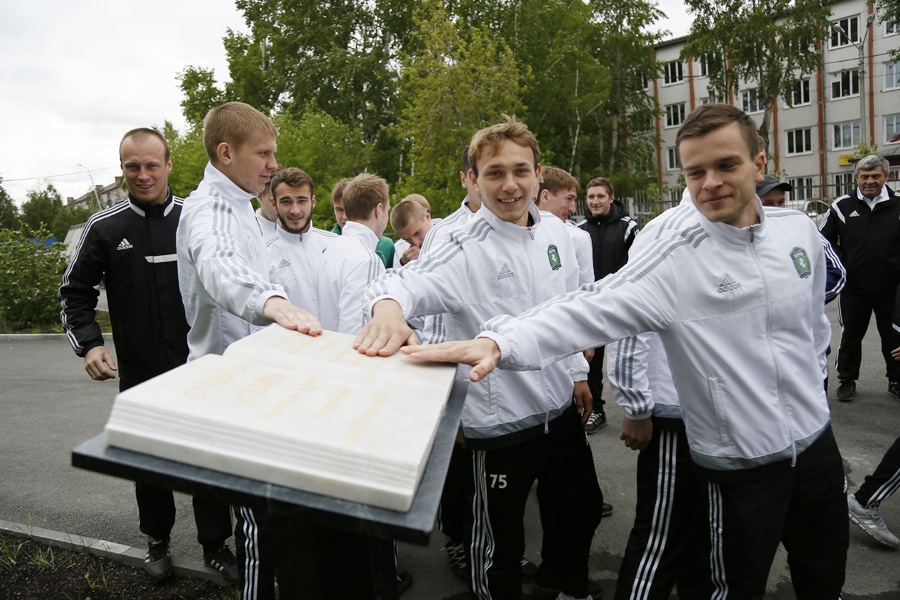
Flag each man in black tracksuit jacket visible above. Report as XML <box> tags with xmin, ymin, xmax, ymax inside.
<box><xmin>820</xmin><ymin>154</ymin><xmax>900</xmax><ymax>401</ymax></box>
<box><xmin>577</xmin><ymin>177</ymin><xmax>640</xmax><ymax>432</ymax></box>
<box><xmin>59</xmin><ymin>128</ymin><xmax>236</xmax><ymax>583</ymax></box>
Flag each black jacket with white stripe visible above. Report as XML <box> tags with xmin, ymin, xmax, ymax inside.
<box><xmin>819</xmin><ymin>184</ymin><xmax>900</xmax><ymax>294</ymax></box>
<box><xmin>59</xmin><ymin>190</ymin><xmax>189</xmax><ymax>388</ymax></box>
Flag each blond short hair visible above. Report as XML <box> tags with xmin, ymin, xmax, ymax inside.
<box><xmin>390</xmin><ymin>198</ymin><xmax>428</xmax><ymax>232</ymax></box>
<box><xmin>343</xmin><ymin>173</ymin><xmax>390</xmax><ymax>220</ymax></box>
<box><xmin>468</xmin><ymin>115</ymin><xmax>539</xmax><ymax>178</ymax></box>
<box><xmin>202</xmin><ymin>102</ymin><xmax>278</xmax><ymax>163</ymax></box>
<box><xmin>539</xmin><ymin>166</ymin><xmax>579</xmax><ymax>198</ymax></box>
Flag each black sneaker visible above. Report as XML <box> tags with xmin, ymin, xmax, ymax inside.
<box><xmin>203</xmin><ymin>544</ymin><xmax>239</xmax><ymax>585</ymax></box>
<box><xmin>377</xmin><ymin>571</ymin><xmax>413</xmax><ymax>599</ymax></box>
<box><xmin>521</xmin><ymin>557</ymin><xmax>538</xmax><ymax>583</ymax></box>
<box><xmin>889</xmin><ymin>381</ymin><xmax>900</xmax><ymax>400</ymax></box>
<box><xmin>534</xmin><ymin>568</ymin><xmax>603</xmax><ymax>598</ymax></box>
<box><xmin>145</xmin><ymin>537</ymin><xmax>173</xmax><ymax>582</ymax></box>
<box><xmin>602</xmin><ymin>503</ymin><xmax>613</xmax><ymax>518</ymax></box>
<box><xmin>584</xmin><ymin>407</ymin><xmax>607</xmax><ymax>434</ymax></box>
<box><xmin>444</xmin><ymin>539</ymin><xmax>468</xmax><ymax>581</ymax></box>
<box><xmin>836</xmin><ymin>379</ymin><xmax>856</xmax><ymax>402</ymax></box>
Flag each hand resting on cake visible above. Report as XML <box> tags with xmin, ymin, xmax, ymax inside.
<box><xmin>263</xmin><ymin>296</ymin><xmax>323</xmax><ymax>336</ymax></box>
<box><xmin>354</xmin><ymin>299</ymin><xmax>419</xmax><ymax>356</ymax></box>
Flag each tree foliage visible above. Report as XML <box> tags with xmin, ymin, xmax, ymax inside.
<box><xmin>179</xmin><ymin>0</ymin><xmax>668</xmax><ymax>210</ymax></box>
<box><xmin>0</xmin><ymin>226</ymin><xmax>67</xmax><ymax>326</ymax></box>
<box><xmin>0</xmin><ymin>184</ymin><xmax>19</xmax><ymax>230</ymax></box>
<box><xmin>396</xmin><ymin>1</ymin><xmax>527</xmax><ymax>215</ymax></box>
<box><xmin>162</xmin><ymin>122</ymin><xmax>208</xmax><ymax>198</ymax></box>
<box><xmin>681</xmin><ymin>0</ymin><xmax>830</xmax><ymax>161</ymax></box>
<box><xmin>20</xmin><ymin>184</ymin><xmax>67</xmax><ymax>239</ymax></box>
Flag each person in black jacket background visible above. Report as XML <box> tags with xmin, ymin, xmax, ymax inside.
<box><xmin>58</xmin><ymin>128</ymin><xmax>237</xmax><ymax>584</ymax></box>
<box><xmin>577</xmin><ymin>177</ymin><xmax>640</xmax><ymax>432</ymax></box>
<box><xmin>820</xmin><ymin>155</ymin><xmax>900</xmax><ymax>402</ymax></box>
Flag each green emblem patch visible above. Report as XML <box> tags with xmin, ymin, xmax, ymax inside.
<box><xmin>547</xmin><ymin>245</ymin><xmax>562</xmax><ymax>271</ymax></box>
<box><xmin>790</xmin><ymin>247</ymin><xmax>811</xmax><ymax>279</ymax></box>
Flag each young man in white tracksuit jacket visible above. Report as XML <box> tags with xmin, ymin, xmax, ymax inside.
<box><xmin>401</xmin><ymin>104</ymin><xmax>849</xmax><ymax>600</ymax></box>
<box><xmin>176</xmin><ymin>102</ymin><xmax>322</xmax><ymax>600</ymax></box>
<box><xmin>357</xmin><ymin>119</ymin><xmax>603</xmax><ymax>600</ymax></box>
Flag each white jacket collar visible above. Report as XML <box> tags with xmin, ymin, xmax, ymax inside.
<box><xmin>476</xmin><ymin>202</ymin><xmax>543</xmax><ymax>236</ymax></box>
<box><xmin>694</xmin><ymin>197</ymin><xmax>766</xmax><ymax>247</ymax></box>
<box><xmin>342</xmin><ymin>221</ymin><xmax>379</xmax><ymax>250</ymax></box>
<box><xmin>201</xmin><ymin>162</ymin><xmax>258</xmax><ymax>207</ymax></box>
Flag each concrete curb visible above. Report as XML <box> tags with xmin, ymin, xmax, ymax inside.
<box><xmin>0</xmin><ymin>333</ymin><xmax>112</xmax><ymax>343</ymax></box>
<box><xmin>0</xmin><ymin>519</ymin><xmax>228</xmax><ymax>587</ymax></box>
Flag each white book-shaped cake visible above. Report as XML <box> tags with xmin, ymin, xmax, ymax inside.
<box><xmin>104</xmin><ymin>325</ymin><xmax>458</xmax><ymax>512</ymax></box>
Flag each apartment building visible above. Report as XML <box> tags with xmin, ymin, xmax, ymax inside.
<box><xmin>650</xmin><ymin>0</ymin><xmax>900</xmax><ymax>207</ymax></box>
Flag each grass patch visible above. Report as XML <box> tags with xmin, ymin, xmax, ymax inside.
<box><xmin>0</xmin><ymin>310</ymin><xmax>112</xmax><ymax>335</ymax></box>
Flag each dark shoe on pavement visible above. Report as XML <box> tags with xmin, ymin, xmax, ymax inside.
<box><xmin>203</xmin><ymin>544</ymin><xmax>240</xmax><ymax>584</ymax></box>
<box><xmin>836</xmin><ymin>379</ymin><xmax>856</xmax><ymax>402</ymax></box>
<box><xmin>377</xmin><ymin>571</ymin><xmax>414</xmax><ymax>599</ymax></box>
<box><xmin>444</xmin><ymin>539</ymin><xmax>468</xmax><ymax>581</ymax></box>
<box><xmin>584</xmin><ymin>407</ymin><xmax>607</xmax><ymax>434</ymax></box>
<box><xmin>534</xmin><ymin>568</ymin><xmax>603</xmax><ymax>599</ymax></box>
<box><xmin>889</xmin><ymin>381</ymin><xmax>900</xmax><ymax>400</ymax></box>
<box><xmin>602</xmin><ymin>503</ymin><xmax>613</xmax><ymax>518</ymax></box>
<box><xmin>145</xmin><ymin>537</ymin><xmax>173</xmax><ymax>582</ymax></box>
<box><xmin>521</xmin><ymin>557</ymin><xmax>538</xmax><ymax>583</ymax></box>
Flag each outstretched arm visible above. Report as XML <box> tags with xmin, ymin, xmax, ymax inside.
<box><xmin>354</xmin><ymin>299</ymin><xmax>419</xmax><ymax>356</ymax></box>
<box><xmin>401</xmin><ymin>337</ymin><xmax>500</xmax><ymax>382</ymax></box>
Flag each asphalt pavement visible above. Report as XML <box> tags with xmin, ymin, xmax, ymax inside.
<box><xmin>1</xmin><ymin>301</ymin><xmax>898</xmax><ymax>598</ymax></box>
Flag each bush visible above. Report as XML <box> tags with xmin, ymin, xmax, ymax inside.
<box><xmin>0</xmin><ymin>227</ymin><xmax>68</xmax><ymax>327</ymax></box>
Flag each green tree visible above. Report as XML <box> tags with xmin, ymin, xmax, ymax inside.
<box><xmin>0</xmin><ymin>184</ymin><xmax>19</xmax><ymax>230</ymax></box>
<box><xmin>681</xmin><ymin>0</ymin><xmax>831</xmax><ymax>164</ymax></box>
<box><xmin>177</xmin><ymin>67</ymin><xmax>226</xmax><ymax>129</ymax></box>
<box><xmin>397</xmin><ymin>0</ymin><xmax>527</xmax><ymax>216</ymax></box>
<box><xmin>0</xmin><ymin>226</ymin><xmax>67</xmax><ymax>327</ymax></box>
<box><xmin>20</xmin><ymin>184</ymin><xmax>65</xmax><ymax>238</ymax></box>
<box><xmin>877</xmin><ymin>0</ymin><xmax>900</xmax><ymax>59</ymax></box>
<box><xmin>162</xmin><ymin>122</ymin><xmax>208</xmax><ymax>198</ymax></box>
<box><xmin>51</xmin><ymin>206</ymin><xmax>93</xmax><ymax>241</ymax></box>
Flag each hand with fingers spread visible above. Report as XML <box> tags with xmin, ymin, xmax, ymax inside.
<box><xmin>263</xmin><ymin>296</ymin><xmax>323</xmax><ymax>336</ymax></box>
<box><xmin>354</xmin><ymin>299</ymin><xmax>418</xmax><ymax>356</ymax></box>
<box><xmin>401</xmin><ymin>337</ymin><xmax>500</xmax><ymax>382</ymax></box>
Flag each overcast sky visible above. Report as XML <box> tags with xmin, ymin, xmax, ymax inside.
<box><xmin>0</xmin><ymin>0</ymin><xmax>692</xmax><ymax>206</ymax></box>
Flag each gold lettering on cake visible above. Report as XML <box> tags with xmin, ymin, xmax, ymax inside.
<box><xmin>183</xmin><ymin>363</ymin><xmax>251</xmax><ymax>398</ymax></box>
<box><xmin>345</xmin><ymin>390</ymin><xmax>388</xmax><ymax>441</ymax></box>
<box><xmin>236</xmin><ymin>372</ymin><xmax>287</xmax><ymax>404</ymax></box>
<box><xmin>314</xmin><ymin>387</ymin><xmax>350</xmax><ymax>418</ymax></box>
<box><xmin>261</xmin><ymin>387</ymin><xmax>305</xmax><ymax>418</ymax></box>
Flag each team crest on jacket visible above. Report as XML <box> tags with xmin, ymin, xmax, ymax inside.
<box><xmin>790</xmin><ymin>247</ymin><xmax>811</xmax><ymax>279</ymax></box>
<box><xmin>547</xmin><ymin>245</ymin><xmax>562</xmax><ymax>271</ymax></box>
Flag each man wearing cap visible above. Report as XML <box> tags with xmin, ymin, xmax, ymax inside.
<box><xmin>820</xmin><ymin>155</ymin><xmax>900</xmax><ymax>401</ymax></box>
<box><xmin>757</xmin><ymin>175</ymin><xmax>793</xmax><ymax>208</ymax></box>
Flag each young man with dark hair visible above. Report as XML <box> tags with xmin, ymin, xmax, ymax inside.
<box><xmin>402</xmin><ymin>104</ymin><xmax>849</xmax><ymax>600</ymax></box>
<box><xmin>578</xmin><ymin>176</ymin><xmax>640</xmax><ymax>433</ymax></box>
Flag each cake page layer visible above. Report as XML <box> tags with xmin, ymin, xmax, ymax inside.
<box><xmin>104</xmin><ymin>328</ymin><xmax>457</xmax><ymax>512</ymax></box>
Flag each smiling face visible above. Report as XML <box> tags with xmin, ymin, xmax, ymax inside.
<box><xmin>274</xmin><ymin>182</ymin><xmax>316</xmax><ymax>234</ymax></box>
<box><xmin>120</xmin><ymin>135</ymin><xmax>172</xmax><ymax>205</ymax></box>
<box><xmin>856</xmin><ymin>167</ymin><xmax>887</xmax><ymax>199</ymax></box>
<box><xmin>680</xmin><ymin>121</ymin><xmax>765</xmax><ymax>229</ymax></box>
<box><xmin>586</xmin><ymin>184</ymin><xmax>614</xmax><ymax>217</ymax></box>
<box><xmin>216</xmin><ymin>130</ymin><xmax>278</xmax><ymax>195</ymax></box>
<box><xmin>470</xmin><ymin>139</ymin><xmax>539</xmax><ymax>226</ymax></box>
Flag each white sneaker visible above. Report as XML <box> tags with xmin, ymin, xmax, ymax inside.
<box><xmin>848</xmin><ymin>494</ymin><xmax>900</xmax><ymax>547</ymax></box>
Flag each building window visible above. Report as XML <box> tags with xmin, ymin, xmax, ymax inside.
<box><xmin>700</xmin><ymin>94</ymin><xmax>726</xmax><ymax>105</ymax></box>
<box><xmin>666</xmin><ymin>147</ymin><xmax>681</xmax><ymax>171</ymax></box>
<box><xmin>788</xmin><ymin>177</ymin><xmax>815</xmax><ymax>202</ymax></box>
<box><xmin>741</xmin><ymin>88</ymin><xmax>764</xmax><ymax>114</ymax></box>
<box><xmin>831</xmin><ymin>70</ymin><xmax>860</xmax><ymax>98</ymax></box>
<box><xmin>886</xmin><ymin>62</ymin><xmax>899</xmax><ymax>90</ymax></box>
<box><xmin>791</xmin><ymin>79</ymin><xmax>811</xmax><ymax>106</ymax></box>
<box><xmin>699</xmin><ymin>54</ymin><xmax>718</xmax><ymax>78</ymax></box>
<box><xmin>833</xmin><ymin>120</ymin><xmax>860</xmax><ymax>149</ymax></box>
<box><xmin>663</xmin><ymin>61</ymin><xmax>684</xmax><ymax>85</ymax></box>
<box><xmin>786</xmin><ymin>128</ymin><xmax>813</xmax><ymax>155</ymax></box>
<box><xmin>830</xmin><ymin>16</ymin><xmax>860</xmax><ymax>48</ymax></box>
<box><xmin>835</xmin><ymin>172</ymin><xmax>855</xmax><ymax>197</ymax></box>
<box><xmin>886</xmin><ymin>113</ymin><xmax>900</xmax><ymax>144</ymax></box>
<box><xmin>665</xmin><ymin>103</ymin><xmax>686</xmax><ymax>128</ymax></box>
<box><xmin>886</xmin><ymin>16</ymin><xmax>899</xmax><ymax>35</ymax></box>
